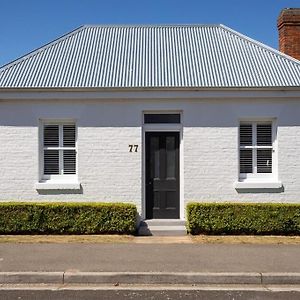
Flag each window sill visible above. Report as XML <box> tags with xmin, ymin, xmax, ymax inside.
<box><xmin>35</xmin><ymin>182</ymin><xmax>81</xmax><ymax>190</ymax></box>
<box><xmin>234</xmin><ymin>181</ymin><xmax>282</xmax><ymax>190</ymax></box>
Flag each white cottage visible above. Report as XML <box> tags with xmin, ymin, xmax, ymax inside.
<box><xmin>1</xmin><ymin>9</ymin><xmax>300</xmax><ymax>223</ymax></box>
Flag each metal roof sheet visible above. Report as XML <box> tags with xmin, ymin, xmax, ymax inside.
<box><xmin>0</xmin><ymin>24</ymin><xmax>300</xmax><ymax>88</ymax></box>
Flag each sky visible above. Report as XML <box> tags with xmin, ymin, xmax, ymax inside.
<box><xmin>0</xmin><ymin>0</ymin><xmax>299</xmax><ymax>67</ymax></box>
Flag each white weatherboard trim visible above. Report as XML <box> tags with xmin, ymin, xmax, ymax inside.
<box><xmin>142</xmin><ymin>112</ymin><xmax>184</xmax><ymax>220</ymax></box>
<box><xmin>1</xmin><ymin>89</ymin><xmax>300</xmax><ymax>101</ymax></box>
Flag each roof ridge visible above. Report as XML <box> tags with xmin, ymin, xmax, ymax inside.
<box><xmin>220</xmin><ymin>24</ymin><xmax>300</xmax><ymax>67</ymax></box>
<box><xmin>82</xmin><ymin>24</ymin><xmax>222</xmax><ymax>28</ymax></box>
<box><xmin>0</xmin><ymin>25</ymin><xmax>86</xmax><ymax>73</ymax></box>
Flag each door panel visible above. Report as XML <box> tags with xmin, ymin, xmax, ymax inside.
<box><xmin>145</xmin><ymin>132</ymin><xmax>180</xmax><ymax>219</ymax></box>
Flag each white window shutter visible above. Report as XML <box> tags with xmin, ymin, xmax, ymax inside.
<box><xmin>257</xmin><ymin>149</ymin><xmax>272</xmax><ymax>173</ymax></box>
<box><xmin>239</xmin><ymin>124</ymin><xmax>253</xmax><ymax>173</ymax></box>
<box><xmin>240</xmin><ymin>149</ymin><xmax>253</xmax><ymax>173</ymax></box>
<box><xmin>240</xmin><ymin>124</ymin><xmax>252</xmax><ymax>146</ymax></box>
<box><xmin>257</xmin><ymin>124</ymin><xmax>272</xmax><ymax>173</ymax></box>
<box><xmin>63</xmin><ymin>125</ymin><xmax>76</xmax><ymax>147</ymax></box>
<box><xmin>239</xmin><ymin>122</ymin><xmax>273</xmax><ymax>175</ymax></box>
<box><xmin>63</xmin><ymin>150</ymin><xmax>76</xmax><ymax>174</ymax></box>
<box><xmin>63</xmin><ymin>125</ymin><xmax>76</xmax><ymax>174</ymax></box>
<box><xmin>43</xmin><ymin>123</ymin><xmax>76</xmax><ymax>176</ymax></box>
<box><xmin>43</xmin><ymin>125</ymin><xmax>59</xmax><ymax>174</ymax></box>
<box><xmin>257</xmin><ymin>124</ymin><xmax>272</xmax><ymax>146</ymax></box>
<box><xmin>44</xmin><ymin>125</ymin><xmax>59</xmax><ymax>147</ymax></box>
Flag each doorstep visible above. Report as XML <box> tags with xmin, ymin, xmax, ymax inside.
<box><xmin>138</xmin><ymin>219</ymin><xmax>187</xmax><ymax>236</ymax></box>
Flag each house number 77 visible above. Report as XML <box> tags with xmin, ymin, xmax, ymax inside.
<box><xmin>129</xmin><ymin>145</ymin><xmax>138</xmax><ymax>152</ymax></box>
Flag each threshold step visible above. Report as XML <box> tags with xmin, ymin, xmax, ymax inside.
<box><xmin>140</xmin><ymin>219</ymin><xmax>186</xmax><ymax>227</ymax></box>
<box><xmin>138</xmin><ymin>219</ymin><xmax>187</xmax><ymax>236</ymax></box>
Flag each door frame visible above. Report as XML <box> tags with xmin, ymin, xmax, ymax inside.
<box><xmin>142</xmin><ymin>114</ymin><xmax>184</xmax><ymax>220</ymax></box>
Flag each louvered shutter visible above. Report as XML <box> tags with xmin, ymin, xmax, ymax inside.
<box><xmin>43</xmin><ymin>123</ymin><xmax>76</xmax><ymax>176</ymax></box>
<box><xmin>44</xmin><ymin>125</ymin><xmax>59</xmax><ymax>147</ymax></box>
<box><xmin>44</xmin><ymin>125</ymin><xmax>59</xmax><ymax>175</ymax></box>
<box><xmin>240</xmin><ymin>124</ymin><xmax>252</xmax><ymax>146</ymax></box>
<box><xmin>257</xmin><ymin>124</ymin><xmax>272</xmax><ymax>173</ymax></box>
<box><xmin>239</xmin><ymin>122</ymin><xmax>273</xmax><ymax>176</ymax></box>
<box><xmin>240</xmin><ymin>149</ymin><xmax>252</xmax><ymax>173</ymax></box>
<box><xmin>239</xmin><ymin>124</ymin><xmax>253</xmax><ymax>173</ymax></box>
<box><xmin>63</xmin><ymin>125</ymin><xmax>76</xmax><ymax>174</ymax></box>
<box><xmin>257</xmin><ymin>124</ymin><xmax>272</xmax><ymax>146</ymax></box>
<box><xmin>257</xmin><ymin>150</ymin><xmax>272</xmax><ymax>173</ymax></box>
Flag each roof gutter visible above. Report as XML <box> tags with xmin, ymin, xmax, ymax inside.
<box><xmin>0</xmin><ymin>86</ymin><xmax>300</xmax><ymax>92</ymax></box>
<box><xmin>0</xmin><ymin>87</ymin><xmax>300</xmax><ymax>101</ymax></box>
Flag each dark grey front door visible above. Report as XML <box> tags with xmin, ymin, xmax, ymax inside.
<box><xmin>145</xmin><ymin>132</ymin><xmax>180</xmax><ymax>219</ymax></box>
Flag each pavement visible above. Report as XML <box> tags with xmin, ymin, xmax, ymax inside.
<box><xmin>0</xmin><ymin>238</ymin><xmax>300</xmax><ymax>285</ymax></box>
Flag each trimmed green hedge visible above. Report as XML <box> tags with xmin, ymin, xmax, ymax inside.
<box><xmin>187</xmin><ymin>203</ymin><xmax>300</xmax><ymax>235</ymax></box>
<box><xmin>0</xmin><ymin>202</ymin><xmax>137</xmax><ymax>234</ymax></box>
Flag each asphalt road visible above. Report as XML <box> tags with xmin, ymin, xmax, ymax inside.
<box><xmin>1</xmin><ymin>287</ymin><xmax>300</xmax><ymax>300</ymax></box>
<box><xmin>0</xmin><ymin>243</ymin><xmax>300</xmax><ymax>273</ymax></box>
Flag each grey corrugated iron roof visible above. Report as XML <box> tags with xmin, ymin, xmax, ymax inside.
<box><xmin>0</xmin><ymin>24</ymin><xmax>300</xmax><ymax>88</ymax></box>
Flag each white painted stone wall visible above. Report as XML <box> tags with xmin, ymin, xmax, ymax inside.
<box><xmin>0</xmin><ymin>93</ymin><xmax>300</xmax><ymax>217</ymax></box>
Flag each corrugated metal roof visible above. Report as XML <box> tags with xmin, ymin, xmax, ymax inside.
<box><xmin>0</xmin><ymin>24</ymin><xmax>300</xmax><ymax>88</ymax></box>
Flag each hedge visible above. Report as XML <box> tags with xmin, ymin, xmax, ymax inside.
<box><xmin>0</xmin><ymin>202</ymin><xmax>137</xmax><ymax>234</ymax></box>
<box><xmin>187</xmin><ymin>203</ymin><xmax>300</xmax><ymax>235</ymax></box>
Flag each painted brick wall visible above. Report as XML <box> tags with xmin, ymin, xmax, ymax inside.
<box><xmin>0</xmin><ymin>126</ymin><xmax>38</xmax><ymax>200</ymax></box>
<box><xmin>183</xmin><ymin>100</ymin><xmax>300</xmax><ymax>204</ymax></box>
<box><xmin>183</xmin><ymin>123</ymin><xmax>300</xmax><ymax>204</ymax></box>
<box><xmin>0</xmin><ymin>97</ymin><xmax>300</xmax><ymax>218</ymax></box>
<box><xmin>184</xmin><ymin>126</ymin><xmax>237</xmax><ymax>202</ymax></box>
<box><xmin>0</xmin><ymin>101</ymin><xmax>143</xmax><ymax>210</ymax></box>
<box><xmin>78</xmin><ymin>126</ymin><xmax>142</xmax><ymax>210</ymax></box>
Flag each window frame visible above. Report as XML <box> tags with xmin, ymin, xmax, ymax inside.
<box><xmin>238</xmin><ymin>119</ymin><xmax>277</xmax><ymax>181</ymax></box>
<box><xmin>144</xmin><ymin>113</ymin><xmax>181</xmax><ymax>124</ymax></box>
<box><xmin>39</xmin><ymin>120</ymin><xmax>78</xmax><ymax>182</ymax></box>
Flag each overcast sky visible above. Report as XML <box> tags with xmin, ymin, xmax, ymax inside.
<box><xmin>0</xmin><ymin>0</ymin><xmax>299</xmax><ymax>67</ymax></box>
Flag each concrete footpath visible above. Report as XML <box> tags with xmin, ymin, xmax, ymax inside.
<box><xmin>0</xmin><ymin>238</ymin><xmax>300</xmax><ymax>285</ymax></box>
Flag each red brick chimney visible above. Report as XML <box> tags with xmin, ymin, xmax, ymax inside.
<box><xmin>278</xmin><ymin>8</ymin><xmax>300</xmax><ymax>60</ymax></box>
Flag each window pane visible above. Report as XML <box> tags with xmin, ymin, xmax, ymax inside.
<box><xmin>257</xmin><ymin>149</ymin><xmax>272</xmax><ymax>173</ymax></box>
<box><xmin>44</xmin><ymin>125</ymin><xmax>59</xmax><ymax>147</ymax></box>
<box><xmin>166</xmin><ymin>136</ymin><xmax>175</xmax><ymax>178</ymax></box>
<box><xmin>63</xmin><ymin>125</ymin><xmax>76</xmax><ymax>147</ymax></box>
<box><xmin>257</xmin><ymin>124</ymin><xmax>272</xmax><ymax>146</ymax></box>
<box><xmin>240</xmin><ymin>149</ymin><xmax>252</xmax><ymax>173</ymax></box>
<box><xmin>44</xmin><ymin>150</ymin><xmax>59</xmax><ymax>175</ymax></box>
<box><xmin>63</xmin><ymin>150</ymin><xmax>76</xmax><ymax>174</ymax></box>
<box><xmin>149</xmin><ymin>136</ymin><xmax>160</xmax><ymax>178</ymax></box>
<box><xmin>144</xmin><ymin>114</ymin><xmax>180</xmax><ymax>124</ymax></box>
<box><xmin>240</xmin><ymin>124</ymin><xmax>252</xmax><ymax>146</ymax></box>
